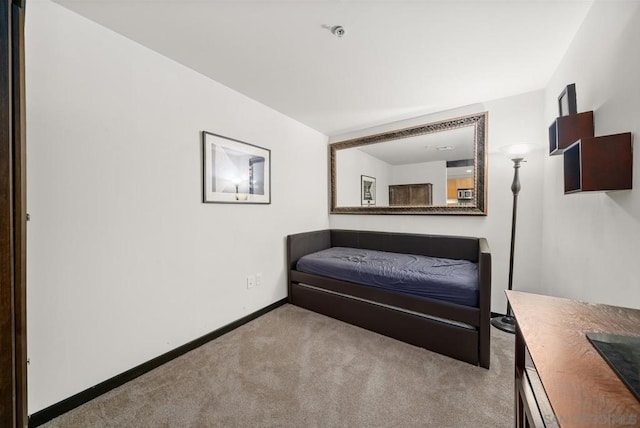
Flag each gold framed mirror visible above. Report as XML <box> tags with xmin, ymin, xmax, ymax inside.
<box><xmin>330</xmin><ymin>112</ymin><xmax>487</xmax><ymax>215</ymax></box>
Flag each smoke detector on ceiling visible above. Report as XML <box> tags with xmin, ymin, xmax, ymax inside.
<box><xmin>331</xmin><ymin>26</ymin><xmax>345</xmax><ymax>38</ymax></box>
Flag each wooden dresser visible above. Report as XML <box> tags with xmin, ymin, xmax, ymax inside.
<box><xmin>507</xmin><ymin>291</ymin><xmax>640</xmax><ymax>427</ymax></box>
<box><xmin>388</xmin><ymin>183</ymin><xmax>432</xmax><ymax>206</ymax></box>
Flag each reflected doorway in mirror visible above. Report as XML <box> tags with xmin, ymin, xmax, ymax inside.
<box><xmin>361</xmin><ymin>175</ymin><xmax>376</xmax><ymax>206</ymax></box>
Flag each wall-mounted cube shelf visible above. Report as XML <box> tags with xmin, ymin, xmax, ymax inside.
<box><xmin>549</xmin><ymin>111</ymin><xmax>594</xmax><ymax>155</ymax></box>
<box><xmin>563</xmin><ymin>132</ymin><xmax>632</xmax><ymax>194</ymax></box>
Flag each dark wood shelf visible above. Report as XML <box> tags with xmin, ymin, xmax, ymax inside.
<box><xmin>564</xmin><ymin>132</ymin><xmax>632</xmax><ymax>193</ymax></box>
<box><xmin>549</xmin><ymin>111</ymin><xmax>594</xmax><ymax>155</ymax></box>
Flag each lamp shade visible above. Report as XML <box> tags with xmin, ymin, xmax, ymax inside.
<box><xmin>499</xmin><ymin>143</ymin><xmax>535</xmax><ymax>161</ymax></box>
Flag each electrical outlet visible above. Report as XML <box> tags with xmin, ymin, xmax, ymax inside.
<box><xmin>256</xmin><ymin>273</ymin><xmax>262</xmax><ymax>287</ymax></box>
<box><xmin>246</xmin><ymin>275</ymin><xmax>256</xmax><ymax>289</ymax></box>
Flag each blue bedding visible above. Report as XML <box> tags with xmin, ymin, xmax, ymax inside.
<box><xmin>296</xmin><ymin>247</ymin><xmax>479</xmax><ymax>307</ymax></box>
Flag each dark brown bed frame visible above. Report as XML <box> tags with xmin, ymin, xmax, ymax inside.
<box><xmin>286</xmin><ymin>229</ymin><xmax>491</xmax><ymax>368</ymax></box>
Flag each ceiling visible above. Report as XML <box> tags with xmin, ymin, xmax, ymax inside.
<box><xmin>357</xmin><ymin>126</ymin><xmax>474</xmax><ymax>165</ymax></box>
<box><xmin>54</xmin><ymin>0</ymin><xmax>593</xmax><ymax>136</ymax></box>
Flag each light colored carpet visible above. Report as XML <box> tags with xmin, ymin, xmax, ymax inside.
<box><xmin>42</xmin><ymin>304</ymin><xmax>515</xmax><ymax>427</ymax></box>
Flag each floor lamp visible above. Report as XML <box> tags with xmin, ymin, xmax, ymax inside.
<box><xmin>491</xmin><ymin>144</ymin><xmax>534</xmax><ymax>334</ymax></box>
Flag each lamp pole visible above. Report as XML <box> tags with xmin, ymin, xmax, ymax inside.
<box><xmin>491</xmin><ymin>157</ymin><xmax>522</xmax><ymax>334</ymax></box>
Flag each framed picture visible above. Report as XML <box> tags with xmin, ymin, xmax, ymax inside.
<box><xmin>202</xmin><ymin>131</ymin><xmax>271</xmax><ymax>204</ymax></box>
<box><xmin>361</xmin><ymin>175</ymin><xmax>376</xmax><ymax>206</ymax></box>
<box><xmin>558</xmin><ymin>83</ymin><xmax>577</xmax><ymax>117</ymax></box>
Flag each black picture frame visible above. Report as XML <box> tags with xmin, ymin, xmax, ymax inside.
<box><xmin>558</xmin><ymin>83</ymin><xmax>577</xmax><ymax>117</ymax></box>
<box><xmin>202</xmin><ymin>131</ymin><xmax>271</xmax><ymax>204</ymax></box>
<box><xmin>361</xmin><ymin>175</ymin><xmax>376</xmax><ymax>206</ymax></box>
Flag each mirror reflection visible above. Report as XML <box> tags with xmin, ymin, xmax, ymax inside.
<box><xmin>330</xmin><ymin>113</ymin><xmax>487</xmax><ymax>215</ymax></box>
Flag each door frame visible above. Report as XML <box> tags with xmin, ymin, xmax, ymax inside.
<box><xmin>0</xmin><ymin>0</ymin><xmax>27</xmax><ymax>426</ymax></box>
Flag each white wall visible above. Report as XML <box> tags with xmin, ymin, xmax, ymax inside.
<box><xmin>335</xmin><ymin>150</ymin><xmax>448</xmax><ymax>207</ymax></box>
<box><xmin>335</xmin><ymin>148</ymin><xmax>390</xmax><ymax>207</ymax></box>
<box><xmin>541</xmin><ymin>2</ymin><xmax>640</xmax><ymax>308</ymax></box>
<box><xmin>390</xmin><ymin>160</ymin><xmax>447</xmax><ymax>205</ymax></box>
<box><xmin>330</xmin><ymin>92</ymin><xmax>547</xmax><ymax>313</ymax></box>
<box><xmin>25</xmin><ymin>0</ymin><xmax>328</xmax><ymax>413</ymax></box>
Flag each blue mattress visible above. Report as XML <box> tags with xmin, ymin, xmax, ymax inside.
<box><xmin>296</xmin><ymin>247</ymin><xmax>479</xmax><ymax>307</ymax></box>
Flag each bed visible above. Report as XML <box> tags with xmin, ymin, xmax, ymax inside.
<box><xmin>287</xmin><ymin>229</ymin><xmax>491</xmax><ymax>368</ymax></box>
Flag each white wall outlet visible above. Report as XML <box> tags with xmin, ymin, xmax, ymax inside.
<box><xmin>246</xmin><ymin>275</ymin><xmax>256</xmax><ymax>289</ymax></box>
<box><xmin>256</xmin><ymin>273</ymin><xmax>262</xmax><ymax>286</ymax></box>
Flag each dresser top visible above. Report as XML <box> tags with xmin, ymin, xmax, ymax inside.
<box><xmin>507</xmin><ymin>291</ymin><xmax>640</xmax><ymax>427</ymax></box>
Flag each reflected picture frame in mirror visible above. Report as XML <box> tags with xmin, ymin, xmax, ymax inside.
<box><xmin>330</xmin><ymin>112</ymin><xmax>487</xmax><ymax>215</ymax></box>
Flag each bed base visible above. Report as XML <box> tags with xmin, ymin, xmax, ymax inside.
<box><xmin>287</xmin><ymin>229</ymin><xmax>491</xmax><ymax>369</ymax></box>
